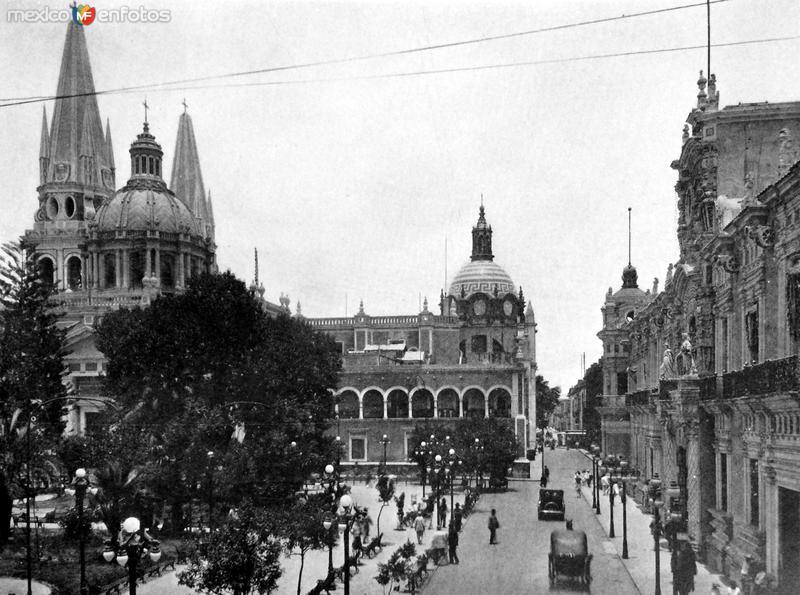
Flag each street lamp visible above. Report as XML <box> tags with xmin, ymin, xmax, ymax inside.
<box><xmin>433</xmin><ymin>454</ymin><xmax>443</xmax><ymax>529</ymax></box>
<box><xmin>620</xmin><ymin>477</ymin><xmax>629</xmax><ymax>559</ymax></box>
<box><xmin>334</xmin><ymin>436</ymin><xmax>342</xmax><ymax>468</ymax></box>
<box><xmin>651</xmin><ymin>497</ymin><xmax>664</xmax><ymax>595</ymax></box>
<box><xmin>102</xmin><ymin>516</ymin><xmax>161</xmax><ymax>595</ymax></box>
<box><xmin>206</xmin><ymin>451</ymin><xmax>215</xmax><ymax>532</ymax></box>
<box><xmin>73</xmin><ymin>468</ymin><xmax>90</xmax><ymax>595</ymax></box>
<box><xmin>608</xmin><ymin>474</ymin><xmax>616</xmax><ymax>538</ymax></box>
<box><xmin>338</xmin><ymin>494</ymin><xmax>360</xmax><ymax>595</ymax></box>
<box><xmin>590</xmin><ymin>445</ymin><xmax>598</xmax><ymax>510</ymax></box>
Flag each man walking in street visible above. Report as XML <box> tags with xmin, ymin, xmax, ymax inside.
<box><xmin>414</xmin><ymin>512</ymin><xmax>426</xmax><ymax>545</ymax></box>
<box><xmin>448</xmin><ymin>520</ymin><xmax>460</xmax><ymax>564</ymax></box>
<box><xmin>488</xmin><ymin>508</ymin><xmax>499</xmax><ymax>545</ymax></box>
<box><xmin>453</xmin><ymin>503</ymin><xmax>463</xmax><ymax>532</ymax></box>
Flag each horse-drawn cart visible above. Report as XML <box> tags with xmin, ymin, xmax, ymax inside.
<box><xmin>548</xmin><ymin>529</ymin><xmax>592</xmax><ymax>589</ymax></box>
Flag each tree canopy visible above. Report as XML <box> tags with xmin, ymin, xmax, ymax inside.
<box><xmin>536</xmin><ymin>374</ymin><xmax>561</xmax><ymax>428</ymax></box>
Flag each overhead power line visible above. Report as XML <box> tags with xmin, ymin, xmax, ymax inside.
<box><xmin>74</xmin><ymin>35</ymin><xmax>800</xmax><ymax>96</ymax></box>
<box><xmin>0</xmin><ymin>0</ymin><xmax>727</xmax><ymax>108</ymax></box>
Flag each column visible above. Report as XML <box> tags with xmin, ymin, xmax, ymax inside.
<box><xmin>56</xmin><ymin>249</ymin><xmax>64</xmax><ymax>290</ymax></box>
<box><xmin>458</xmin><ymin>394</ymin><xmax>464</xmax><ymax>418</ymax></box>
<box><xmin>122</xmin><ymin>250</ymin><xmax>130</xmax><ymax>289</ymax></box>
<box><xmin>82</xmin><ymin>255</ymin><xmax>88</xmax><ymax>289</ymax></box>
<box><xmin>358</xmin><ymin>395</ymin><xmax>364</xmax><ymax>420</ymax></box>
<box><xmin>484</xmin><ymin>392</ymin><xmax>489</xmax><ymax>418</ymax></box>
<box><xmin>433</xmin><ymin>393</ymin><xmax>438</xmax><ymax>419</ymax></box>
<box><xmin>115</xmin><ymin>250</ymin><xmax>121</xmax><ymax>288</ymax></box>
<box><xmin>98</xmin><ymin>253</ymin><xmax>106</xmax><ymax>289</ymax></box>
<box><xmin>155</xmin><ymin>248</ymin><xmax>161</xmax><ymax>285</ymax></box>
<box><xmin>408</xmin><ymin>392</ymin><xmax>412</xmax><ymax>419</ymax></box>
<box><xmin>383</xmin><ymin>395</ymin><xmax>388</xmax><ymax>419</ymax></box>
<box><xmin>93</xmin><ymin>252</ymin><xmax>99</xmax><ymax>289</ymax></box>
<box><xmin>428</xmin><ymin>329</ymin><xmax>433</xmax><ymax>356</ymax></box>
<box><xmin>176</xmin><ymin>250</ymin><xmax>185</xmax><ymax>289</ymax></box>
<box><xmin>145</xmin><ymin>247</ymin><xmax>152</xmax><ymax>279</ymax></box>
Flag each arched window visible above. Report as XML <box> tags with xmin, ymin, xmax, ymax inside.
<box><xmin>129</xmin><ymin>251</ymin><xmax>145</xmax><ymax>288</ymax></box>
<box><xmin>362</xmin><ymin>390</ymin><xmax>383</xmax><ymax>419</ymax></box>
<box><xmin>437</xmin><ymin>389</ymin><xmax>459</xmax><ymax>418</ymax></box>
<box><xmin>337</xmin><ymin>390</ymin><xmax>359</xmax><ymax>419</ymax></box>
<box><xmin>386</xmin><ymin>389</ymin><xmax>409</xmax><ymax>418</ymax></box>
<box><xmin>160</xmin><ymin>254</ymin><xmax>175</xmax><ymax>289</ymax></box>
<box><xmin>488</xmin><ymin>388</ymin><xmax>512</xmax><ymax>417</ymax></box>
<box><xmin>464</xmin><ymin>389</ymin><xmax>486</xmax><ymax>419</ymax></box>
<box><xmin>411</xmin><ymin>389</ymin><xmax>434</xmax><ymax>418</ymax></box>
<box><xmin>103</xmin><ymin>253</ymin><xmax>116</xmax><ymax>288</ymax></box>
<box><xmin>38</xmin><ymin>257</ymin><xmax>55</xmax><ymax>286</ymax></box>
<box><xmin>66</xmin><ymin>256</ymin><xmax>82</xmax><ymax>290</ymax></box>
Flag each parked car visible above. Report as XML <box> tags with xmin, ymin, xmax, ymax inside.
<box><xmin>538</xmin><ymin>489</ymin><xmax>565</xmax><ymax>521</ymax></box>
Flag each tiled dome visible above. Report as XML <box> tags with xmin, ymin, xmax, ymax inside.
<box><xmin>449</xmin><ymin>259</ymin><xmax>516</xmax><ymax>298</ymax></box>
<box><xmin>94</xmin><ymin>187</ymin><xmax>198</xmax><ymax>235</ymax></box>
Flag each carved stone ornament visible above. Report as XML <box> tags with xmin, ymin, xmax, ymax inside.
<box><xmin>54</xmin><ymin>162</ymin><xmax>70</xmax><ymax>182</ymax></box>
<box><xmin>745</xmin><ymin>225</ymin><xmax>775</xmax><ymax>249</ymax></box>
<box><xmin>714</xmin><ymin>253</ymin><xmax>740</xmax><ymax>274</ymax></box>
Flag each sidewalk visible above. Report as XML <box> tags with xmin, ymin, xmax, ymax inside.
<box><xmin>576</xmin><ymin>450</ymin><xmax>727</xmax><ymax>594</ymax></box>
<box><xmin>0</xmin><ymin>577</ymin><xmax>52</xmax><ymax>594</ymax></box>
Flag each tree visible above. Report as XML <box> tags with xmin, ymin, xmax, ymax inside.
<box><xmin>280</xmin><ymin>497</ymin><xmax>329</xmax><ymax>595</ymax></box>
<box><xmin>581</xmin><ymin>358</ymin><xmax>603</xmax><ymax>446</ymax></box>
<box><xmin>454</xmin><ymin>418</ymin><xmax>517</xmax><ymax>486</ymax></box>
<box><xmin>96</xmin><ymin>272</ymin><xmax>341</xmax><ymax>523</ymax></box>
<box><xmin>375</xmin><ymin>474</ymin><xmax>395</xmax><ymax>536</ymax></box>
<box><xmin>178</xmin><ymin>502</ymin><xmax>283</xmax><ymax>595</ymax></box>
<box><xmin>0</xmin><ymin>242</ymin><xmax>66</xmax><ymax>523</ymax></box>
<box><xmin>536</xmin><ymin>375</ymin><xmax>561</xmax><ymax>428</ymax></box>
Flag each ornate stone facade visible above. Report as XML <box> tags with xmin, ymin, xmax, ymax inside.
<box><xmin>596</xmin><ymin>72</ymin><xmax>800</xmax><ymax>592</ymax></box>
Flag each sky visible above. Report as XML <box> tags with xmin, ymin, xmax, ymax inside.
<box><xmin>1</xmin><ymin>0</ymin><xmax>799</xmax><ymax>393</ymax></box>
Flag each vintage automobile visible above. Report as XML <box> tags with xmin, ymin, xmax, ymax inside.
<box><xmin>537</xmin><ymin>489</ymin><xmax>565</xmax><ymax>521</ymax></box>
<box><xmin>548</xmin><ymin>528</ymin><xmax>592</xmax><ymax>588</ymax></box>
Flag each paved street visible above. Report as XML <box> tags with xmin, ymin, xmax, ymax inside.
<box><xmin>424</xmin><ymin>448</ymin><xmax>638</xmax><ymax>594</ymax></box>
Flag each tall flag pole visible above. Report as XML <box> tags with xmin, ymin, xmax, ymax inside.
<box><xmin>707</xmin><ymin>0</ymin><xmax>712</xmax><ymax>82</ymax></box>
<box><xmin>628</xmin><ymin>207</ymin><xmax>632</xmax><ymax>266</ymax></box>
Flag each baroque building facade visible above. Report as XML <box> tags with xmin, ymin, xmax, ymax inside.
<box><xmin>597</xmin><ymin>71</ymin><xmax>800</xmax><ymax>592</ymax></box>
<box><xmin>21</xmin><ymin>21</ymin><xmax>217</xmax><ymax>435</ymax></box>
<box><xmin>306</xmin><ymin>206</ymin><xmax>538</xmax><ymax>466</ymax></box>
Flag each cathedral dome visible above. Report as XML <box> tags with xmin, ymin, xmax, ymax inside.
<box><xmin>94</xmin><ymin>121</ymin><xmax>200</xmax><ymax>237</ymax></box>
<box><xmin>94</xmin><ymin>187</ymin><xmax>199</xmax><ymax>235</ymax></box>
<box><xmin>449</xmin><ymin>259</ymin><xmax>516</xmax><ymax>298</ymax></box>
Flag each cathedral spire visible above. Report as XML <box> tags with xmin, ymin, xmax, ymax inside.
<box><xmin>105</xmin><ymin>118</ymin><xmax>115</xmax><ymax>175</ymax></box>
<box><xmin>170</xmin><ymin>109</ymin><xmax>208</xmax><ymax>237</ymax></box>
<box><xmin>39</xmin><ymin>107</ymin><xmax>50</xmax><ymax>185</ymax></box>
<box><xmin>470</xmin><ymin>204</ymin><xmax>494</xmax><ymax>261</ymax></box>
<box><xmin>206</xmin><ymin>189</ymin><xmax>215</xmax><ymax>241</ymax></box>
<box><xmin>46</xmin><ymin>21</ymin><xmax>108</xmax><ymax>187</ymax></box>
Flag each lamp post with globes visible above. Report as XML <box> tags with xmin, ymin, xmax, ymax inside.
<box><xmin>380</xmin><ymin>434</ymin><xmax>390</xmax><ymax>472</ymax></box>
<box><xmin>102</xmin><ymin>517</ymin><xmax>161</xmax><ymax>595</ymax></box>
<box><xmin>69</xmin><ymin>468</ymin><xmax>96</xmax><ymax>595</ymax></box>
<box><xmin>336</xmin><ymin>494</ymin><xmax>360</xmax><ymax>595</ymax></box>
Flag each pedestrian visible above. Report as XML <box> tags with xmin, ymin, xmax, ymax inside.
<box><xmin>439</xmin><ymin>497</ymin><xmax>448</xmax><ymax>529</ymax></box>
<box><xmin>586</xmin><ymin>469</ymin><xmax>593</xmax><ymax>488</ymax></box>
<box><xmin>544</xmin><ymin>466</ymin><xmax>550</xmax><ymax>481</ymax></box>
<box><xmin>453</xmin><ymin>503</ymin><xmax>463</xmax><ymax>532</ymax></box>
<box><xmin>541</xmin><ymin>471</ymin><xmax>548</xmax><ymax>488</ymax></box>
<box><xmin>488</xmin><ymin>508</ymin><xmax>500</xmax><ymax>545</ymax></box>
<box><xmin>414</xmin><ymin>513</ymin><xmax>426</xmax><ymax>545</ymax></box>
<box><xmin>361</xmin><ymin>512</ymin><xmax>373</xmax><ymax>540</ymax></box>
<box><xmin>448</xmin><ymin>520</ymin><xmax>460</xmax><ymax>564</ymax></box>
<box><xmin>672</xmin><ymin>540</ymin><xmax>697</xmax><ymax>595</ymax></box>
<box><xmin>726</xmin><ymin>581</ymin><xmax>741</xmax><ymax>595</ymax></box>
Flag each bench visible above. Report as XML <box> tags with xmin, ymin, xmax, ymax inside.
<box><xmin>364</xmin><ymin>533</ymin><xmax>383</xmax><ymax>558</ymax></box>
<box><xmin>305</xmin><ymin>569</ymin><xmax>338</xmax><ymax>594</ymax></box>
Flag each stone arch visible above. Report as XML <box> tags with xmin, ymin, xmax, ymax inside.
<box><xmin>488</xmin><ymin>387</ymin><xmax>512</xmax><ymax>417</ymax></box>
<box><xmin>37</xmin><ymin>256</ymin><xmax>55</xmax><ymax>286</ymax></box>
<box><xmin>337</xmin><ymin>389</ymin><xmax>359</xmax><ymax>419</ymax></box>
<box><xmin>386</xmin><ymin>388</ymin><xmax>409</xmax><ymax>418</ymax></box>
<box><xmin>463</xmin><ymin>387</ymin><xmax>486</xmax><ymax>419</ymax></box>
<box><xmin>411</xmin><ymin>388</ymin><xmax>434</xmax><ymax>418</ymax></box>
<box><xmin>436</xmin><ymin>387</ymin><xmax>460</xmax><ymax>418</ymax></box>
<box><xmin>129</xmin><ymin>250</ymin><xmax>146</xmax><ymax>289</ymax></box>
<box><xmin>362</xmin><ymin>389</ymin><xmax>384</xmax><ymax>419</ymax></box>
<box><xmin>66</xmin><ymin>254</ymin><xmax>82</xmax><ymax>290</ymax></box>
<box><xmin>160</xmin><ymin>253</ymin><xmax>175</xmax><ymax>289</ymax></box>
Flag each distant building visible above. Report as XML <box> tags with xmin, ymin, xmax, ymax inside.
<box><xmin>306</xmin><ymin>206</ymin><xmax>538</xmax><ymax>464</ymax></box>
<box><xmin>596</xmin><ymin>71</ymin><xmax>800</xmax><ymax>590</ymax></box>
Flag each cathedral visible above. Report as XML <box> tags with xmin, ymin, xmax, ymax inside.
<box><xmin>22</xmin><ymin>21</ymin><xmax>217</xmax><ymax>434</ymax></box>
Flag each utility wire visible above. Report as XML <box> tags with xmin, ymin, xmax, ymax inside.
<box><xmin>0</xmin><ymin>0</ymin><xmax>727</xmax><ymax>107</ymax></box>
<box><xmin>77</xmin><ymin>35</ymin><xmax>800</xmax><ymax>96</ymax></box>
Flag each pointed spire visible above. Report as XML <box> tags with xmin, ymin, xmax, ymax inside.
<box><xmin>39</xmin><ymin>107</ymin><xmax>50</xmax><ymax>185</ymax></box>
<box><xmin>47</xmin><ymin>21</ymin><xmax>108</xmax><ymax>187</ymax></box>
<box><xmin>79</xmin><ymin>105</ymin><xmax>97</xmax><ymax>185</ymax></box>
<box><xmin>170</xmin><ymin>109</ymin><xmax>208</xmax><ymax>235</ymax></box>
<box><xmin>104</xmin><ymin>118</ymin><xmax>115</xmax><ymax>171</ymax></box>
<box><xmin>206</xmin><ymin>189</ymin><xmax>215</xmax><ymax>240</ymax></box>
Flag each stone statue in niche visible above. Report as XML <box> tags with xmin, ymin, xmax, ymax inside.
<box><xmin>659</xmin><ymin>343</ymin><xmax>677</xmax><ymax>380</ymax></box>
<box><xmin>678</xmin><ymin>333</ymin><xmax>697</xmax><ymax>376</ymax></box>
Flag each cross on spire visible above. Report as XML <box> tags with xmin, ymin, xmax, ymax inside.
<box><xmin>143</xmin><ymin>98</ymin><xmax>149</xmax><ymax>124</ymax></box>
<box><xmin>182</xmin><ymin>98</ymin><xmax>188</xmax><ymax>114</ymax></box>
